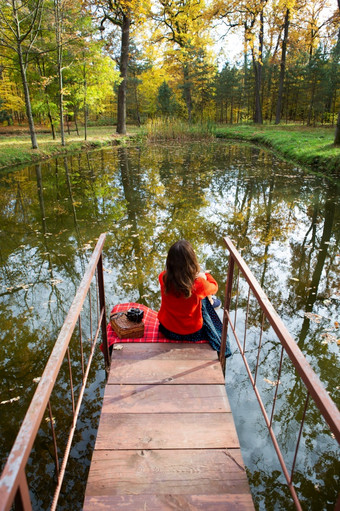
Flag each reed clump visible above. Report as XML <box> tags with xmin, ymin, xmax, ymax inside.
<box><xmin>146</xmin><ymin>118</ymin><xmax>215</xmax><ymax>141</ymax></box>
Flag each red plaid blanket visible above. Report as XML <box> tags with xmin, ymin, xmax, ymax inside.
<box><xmin>101</xmin><ymin>302</ymin><xmax>207</xmax><ymax>351</ymax></box>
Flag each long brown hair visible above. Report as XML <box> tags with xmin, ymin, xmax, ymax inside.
<box><xmin>163</xmin><ymin>240</ymin><xmax>200</xmax><ymax>297</ymax></box>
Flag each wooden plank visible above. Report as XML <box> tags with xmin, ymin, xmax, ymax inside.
<box><xmin>83</xmin><ymin>493</ymin><xmax>255</xmax><ymax>510</ymax></box>
<box><xmin>108</xmin><ymin>359</ymin><xmax>225</xmax><ymax>385</ymax></box>
<box><xmin>111</xmin><ymin>342</ymin><xmax>217</xmax><ymax>360</ymax></box>
<box><xmin>85</xmin><ymin>449</ymin><xmax>250</xmax><ymax>496</ymax></box>
<box><xmin>95</xmin><ymin>413</ymin><xmax>239</xmax><ymax>450</ymax></box>
<box><xmin>102</xmin><ymin>384</ymin><xmax>231</xmax><ymax>413</ymax></box>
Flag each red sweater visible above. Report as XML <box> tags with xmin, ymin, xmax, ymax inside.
<box><xmin>158</xmin><ymin>270</ymin><xmax>218</xmax><ymax>335</ymax></box>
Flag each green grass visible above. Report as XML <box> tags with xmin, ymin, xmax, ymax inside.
<box><xmin>0</xmin><ymin>126</ymin><xmax>142</xmax><ymax>170</ymax></box>
<box><xmin>215</xmin><ymin>124</ymin><xmax>340</xmax><ymax>175</ymax></box>
<box><xmin>0</xmin><ymin>122</ymin><xmax>339</xmax><ymax>176</ymax></box>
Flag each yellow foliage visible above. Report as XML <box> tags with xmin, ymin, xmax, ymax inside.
<box><xmin>0</xmin><ymin>69</ymin><xmax>25</xmax><ymax>115</ymax></box>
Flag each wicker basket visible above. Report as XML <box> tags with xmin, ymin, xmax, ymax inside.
<box><xmin>110</xmin><ymin>312</ymin><xmax>144</xmax><ymax>339</ymax></box>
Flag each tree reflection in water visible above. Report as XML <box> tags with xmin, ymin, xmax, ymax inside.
<box><xmin>0</xmin><ymin>142</ymin><xmax>338</xmax><ymax>509</ymax></box>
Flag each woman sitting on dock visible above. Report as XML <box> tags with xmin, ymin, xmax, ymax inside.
<box><xmin>158</xmin><ymin>240</ymin><xmax>231</xmax><ymax>356</ymax></box>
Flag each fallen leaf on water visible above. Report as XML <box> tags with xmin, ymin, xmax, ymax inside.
<box><xmin>335</xmin><ymin>321</ymin><xmax>339</xmax><ymax>329</ymax></box>
<box><xmin>33</xmin><ymin>377</ymin><xmax>41</xmax><ymax>383</ymax></box>
<box><xmin>45</xmin><ymin>417</ymin><xmax>56</xmax><ymax>425</ymax></box>
<box><xmin>304</xmin><ymin>312</ymin><xmax>322</xmax><ymax>323</ymax></box>
<box><xmin>264</xmin><ymin>378</ymin><xmax>280</xmax><ymax>386</ymax></box>
<box><xmin>1</xmin><ymin>396</ymin><xmax>20</xmax><ymax>405</ymax></box>
<box><xmin>290</xmin><ymin>278</ymin><xmax>299</xmax><ymax>282</ymax></box>
<box><xmin>320</xmin><ymin>333</ymin><xmax>337</xmax><ymax>344</ymax></box>
<box><xmin>50</xmin><ymin>279</ymin><xmax>63</xmax><ymax>286</ymax></box>
<box><xmin>113</xmin><ymin>345</ymin><xmax>123</xmax><ymax>351</ymax></box>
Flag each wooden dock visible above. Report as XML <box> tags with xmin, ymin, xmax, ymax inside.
<box><xmin>83</xmin><ymin>342</ymin><xmax>255</xmax><ymax>510</ymax></box>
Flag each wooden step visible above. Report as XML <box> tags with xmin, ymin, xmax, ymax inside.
<box><xmin>83</xmin><ymin>343</ymin><xmax>255</xmax><ymax>510</ymax></box>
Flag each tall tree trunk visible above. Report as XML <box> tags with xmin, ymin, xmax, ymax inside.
<box><xmin>48</xmin><ymin>106</ymin><xmax>56</xmax><ymax>140</ymax></box>
<box><xmin>133</xmin><ymin>74</ymin><xmax>141</xmax><ymax>127</ymax></box>
<box><xmin>84</xmin><ymin>62</ymin><xmax>88</xmax><ymax>141</ymax></box>
<box><xmin>183</xmin><ymin>64</ymin><xmax>192</xmax><ymax>122</ymax></box>
<box><xmin>230</xmin><ymin>95</ymin><xmax>234</xmax><ymax>124</ymax></box>
<box><xmin>275</xmin><ymin>8</ymin><xmax>290</xmax><ymax>124</ymax></box>
<box><xmin>54</xmin><ymin>0</ymin><xmax>65</xmax><ymax>146</ymax></box>
<box><xmin>307</xmin><ymin>78</ymin><xmax>316</xmax><ymax>126</ymax></box>
<box><xmin>117</xmin><ymin>14</ymin><xmax>131</xmax><ymax>134</ymax></box>
<box><xmin>243</xmin><ymin>27</ymin><xmax>248</xmax><ymax>119</ymax></box>
<box><xmin>253</xmin><ymin>10</ymin><xmax>264</xmax><ymax>124</ymax></box>
<box><xmin>333</xmin><ymin>0</ymin><xmax>340</xmax><ymax>144</ymax></box>
<box><xmin>17</xmin><ymin>45</ymin><xmax>38</xmax><ymax>149</ymax></box>
<box><xmin>74</xmin><ymin>111</ymin><xmax>80</xmax><ymax>136</ymax></box>
<box><xmin>335</xmin><ymin>112</ymin><xmax>340</xmax><ymax>146</ymax></box>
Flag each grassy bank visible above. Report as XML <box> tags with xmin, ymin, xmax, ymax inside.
<box><xmin>215</xmin><ymin>124</ymin><xmax>340</xmax><ymax>175</ymax></box>
<box><xmin>1</xmin><ymin>122</ymin><xmax>339</xmax><ymax>176</ymax></box>
<box><xmin>0</xmin><ymin>126</ymin><xmax>141</xmax><ymax>170</ymax></box>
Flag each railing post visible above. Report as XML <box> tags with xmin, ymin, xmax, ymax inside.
<box><xmin>14</xmin><ymin>472</ymin><xmax>32</xmax><ymax>511</ymax></box>
<box><xmin>220</xmin><ymin>254</ymin><xmax>234</xmax><ymax>374</ymax></box>
<box><xmin>97</xmin><ymin>254</ymin><xmax>110</xmax><ymax>372</ymax></box>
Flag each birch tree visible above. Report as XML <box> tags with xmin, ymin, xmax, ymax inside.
<box><xmin>0</xmin><ymin>0</ymin><xmax>44</xmax><ymax>148</ymax></box>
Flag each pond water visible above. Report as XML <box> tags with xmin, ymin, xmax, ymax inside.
<box><xmin>0</xmin><ymin>142</ymin><xmax>339</xmax><ymax>510</ymax></box>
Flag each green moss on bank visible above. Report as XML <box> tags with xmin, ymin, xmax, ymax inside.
<box><xmin>215</xmin><ymin>124</ymin><xmax>340</xmax><ymax>175</ymax></box>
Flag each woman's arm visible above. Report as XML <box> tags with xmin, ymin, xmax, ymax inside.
<box><xmin>195</xmin><ymin>273</ymin><xmax>218</xmax><ymax>298</ymax></box>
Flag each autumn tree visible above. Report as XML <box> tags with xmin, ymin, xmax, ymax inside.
<box><xmin>210</xmin><ymin>0</ymin><xmax>268</xmax><ymax>123</ymax></box>
<box><xmin>0</xmin><ymin>66</ymin><xmax>24</xmax><ymax>123</ymax></box>
<box><xmin>275</xmin><ymin>1</ymin><xmax>291</xmax><ymax>124</ymax></box>
<box><xmin>153</xmin><ymin>0</ymin><xmax>213</xmax><ymax>122</ymax></box>
<box><xmin>0</xmin><ymin>0</ymin><xmax>44</xmax><ymax>148</ymax></box>
<box><xmin>92</xmin><ymin>0</ymin><xmax>149</xmax><ymax>134</ymax></box>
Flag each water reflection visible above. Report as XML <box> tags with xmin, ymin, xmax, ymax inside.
<box><xmin>0</xmin><ymin>142</ymin><xmax>339</xmax><ymax>509</ymax></box>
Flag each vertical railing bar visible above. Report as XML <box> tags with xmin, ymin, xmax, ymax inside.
<box><xmin>223</xmin><ymin>236</ymin><xmax>340</xmax><ymax>443</ymax></box>
<box><xmin>47</xmin><ymin>400</ymin><xmax>60</xmax><ymax>477</ymax></box>
<box><xmin>66</xmin><ymin>348</ymin><xmax>75</xmax><ymax>416</ymax></box>
<box><xmin>50</xmin><ymin>307</ymin><xmax>105</xmax><ymax>511</ymax></box>
<box><xmin>270</xmin><ymin>345</ymin><xmax>284</xmax><ymax>427</ymax></box>
<box><xmin>97</xmin><ymin>255</ymin><xmax>109</xmax><ymax>372</ymax></box>
<box><xmin>243</xmin><ymin>286</ymin><xmax>251</xmax><ymax>354</ymax></box>
<box><xmin>254</xmin><ymin>311</ymin><xmax>265</xmax><ymax>386</ymax></box>
<box><xmin>233</xmin><ymin>268</ymin><xmax>240</xmax><ymax>330</ymax></box>
<box><xmin>0</xmin><ymin>234</ymin><xmax>106</xmax><ymax>511</ymax></box>
<box><xmin>290</xmin><ymin>391</ymin><xmax>311</xmax><ymax>485</ymax></box>
<box><xmin>89</xmin><ymin>285</ymin><xmax>93</xmax><ymax>345</ymax></box>
<box><xmin>14</xmin><ymin>472</ymin><xmax>33</xmax><ymax>511</ymax></box>
<box><xmin>78</xmin><ymin>315</ymin><xmax>85</xmax><ymax>380</ymax></box>
<box><xmin>95</xmin><ymin>269</ymin><xmax>99</xmax><ymax>327</ymax></box>
<box><xmin>224</xmin><ymin>308</ymin><xmax>303</xmax><ymax>511</ymax></box>
<box><xmin>220</xmin><ymin>254</ymin><xmax>234</xmax><ymax>372</ymax></box>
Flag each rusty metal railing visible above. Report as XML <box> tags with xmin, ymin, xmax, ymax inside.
<box><xmin>0</xmin><ymin>233</ymin><xmax>109</xmax><ymax>511</ymax></box>
<box><xmin>219</xmin><ymin>236</ymin><xmax>340</xmax><ymax>511</ymax></box>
